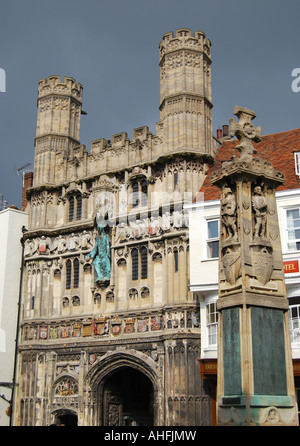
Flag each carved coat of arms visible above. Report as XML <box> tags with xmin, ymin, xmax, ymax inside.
<box><xmin>124</xmin><ymin>318</ymin><xmax>135</xmax><ymax>334</ymax></box>
<box><xmin>111</xmin><ymin>318</ymin><xmax>122</xmax><ymax>336</ymax></box>
<box><xmin>151</xmin><ymin>316</ymin><xmax>162</xmax><ymax>331</ymax></box>
<box><xmin>251</xmin><ymin>246</ymin><xmax>273</xmax><ymax>285</ymax></box>
<box><xmin>137</xmin><ymin>319</ymin><xmax>148</xmax><ymax>333</ymax></box>
<box><xmin>222</xmin><ymin>248</ymin><xmax>241</xmax><ymax>285</ymax></box>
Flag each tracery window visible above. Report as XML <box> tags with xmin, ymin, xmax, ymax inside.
<box><xmin>141</xmin><ymin>247</ymin><xmax>148</xmax><ymax>279</ymax></box>
<box><xmin>66</xmin><ymin>260</ymin><xmax>72</xmax><ymax>289</ymax></box>
<box><xmin>132</xmin><ymin>182</ymin><xmax>139</xmax><ymax>208</ymax></box>
<box><xmin>76</xmin><ymin>194</ymin><xmax>82</xmax><ymax>220</ymax></box>
<box><xmin>141</xmin><ymin>180</ymin><xmax>148</xmax><ymax>207</ymax></box>
<box><xmin>131</xmin><ymin>179</ymin><xmax>148</xmax><ymax>209</ymax></box>
<box><xmin>132</xmin><ymin>248</ymin><xmax>139</xmax><ymax>280</ymax></box>
<box><xmin>69</xmin><ymin>196</ymin><xmax>74</xmax><ymax>222</ymax></box>
<box><xmin>68</xmin><ymin>194</ymin><xmax>82</xmax><ymax>222</ymax></box>
<box><xmin>66</xmin><ymin>258</ymin><xmax>80</xmax><ymax>290</ymax></box>
<box><xmin>73</xmin><ymin>258</ymin><xmax>79</xmax><ymax>288</ymax></box>
<box><xmin>131</xmin><ymin>247</ymin><xmax>148</xmax><ymax>280</ymax></box>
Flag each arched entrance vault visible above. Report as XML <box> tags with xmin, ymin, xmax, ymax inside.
<box><xmin>85</xmin><ymin>349</ymin><xmax>162</xmax><ymax>426</ymax></box>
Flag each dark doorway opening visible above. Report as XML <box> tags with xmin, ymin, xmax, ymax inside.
<box><xmin>55</xmin><ymin>413</ymin><xmax>78</xmax><ymax>426</ymax></box>
<box><xmin>102</xmin><ymin>366</ymin><xmax>154</xmax><ymax>426</ymax></box>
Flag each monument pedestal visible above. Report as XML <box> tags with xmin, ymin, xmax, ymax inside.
<box><xmin>212</xmin><ymin>106</ymin><xmax>298</xmax><ymax>426</ymax></box>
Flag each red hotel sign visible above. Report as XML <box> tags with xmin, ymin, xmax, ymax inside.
<box><xmin>284</xmin><ymin>260</ymin><xmax>299</xmax><ymax>274</ymax></box>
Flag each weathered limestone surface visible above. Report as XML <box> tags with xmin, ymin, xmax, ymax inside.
<box><xmin>213</xmin><ymin>106</ymin><xmax>298</xmax><ymax>426</ymax></box>
<box><xmin>16</xmin><ymin>29</ymin><xmax>214</xmax><ymax>426</ymax></box>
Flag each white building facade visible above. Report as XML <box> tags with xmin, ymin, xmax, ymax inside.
<box><xmin>0</xmin><ymin>208</ymin><xmax>28</xmax><ymax>425</ymax></box>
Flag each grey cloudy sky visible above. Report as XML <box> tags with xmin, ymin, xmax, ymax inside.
<box><xmin>1</xmin><ymin>0</ymin><xmax>300</xmax><ymax>208</ymax></box>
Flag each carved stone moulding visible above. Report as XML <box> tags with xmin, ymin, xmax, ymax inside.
<box><xmin>211</xmin><ymin>157</ymin><xmax>285</xmax><ymax>188</ymax></box>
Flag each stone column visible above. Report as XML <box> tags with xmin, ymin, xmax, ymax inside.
<box><xmin>212</xmin><ymin>106</ymin><xmax>298</xmax><ymax>426</ymax></box>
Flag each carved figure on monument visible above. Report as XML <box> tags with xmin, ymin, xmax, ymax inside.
<box><xmin>229</xmin><ymin>106</ymin><xmax>261</xmax><ymax>161</ymax></box>
<box><xmin>86</xmin><ymin>225</ymin><xmax>111</xmax><ymax>283</ymax></box>
<box><xmin>252</xmin><ymin>185</ymin><xmax>267</xmax><ymax>239</ymax></box>
<box><xmin>220</xmin><ymin>186</ymin><xmax>238</xmax><ymax>241</ymax></box>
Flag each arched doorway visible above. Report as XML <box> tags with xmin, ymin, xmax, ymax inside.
<box><xmin>53</xmin><ymin>410</ymin><xmax>78</xmax><ymax>426</ymax></box>
<box><xmin>101</xmin><ymin>366</ymin><xmax>154</xmax><ymax>426</ymax></box>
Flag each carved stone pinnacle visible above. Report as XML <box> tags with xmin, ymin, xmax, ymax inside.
<box><xmin>229</xmin><ymin>106</ymin><xmax>261</xmax><ymax>161</ymax></box>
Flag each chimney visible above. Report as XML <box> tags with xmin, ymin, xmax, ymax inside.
<box><xmin>217</xmin><ymin>128</ymin><xmax>222</xmax><ymax>139</ymax></box>
<box><xmin>21</xmin><ymin>172</ymin><xmax>33</xmax><ymax>211</ymax></box>
<box><xmin>222</xmin><ymin>125</ymin><xmax>229</xmax><ymax>137</ymax></box>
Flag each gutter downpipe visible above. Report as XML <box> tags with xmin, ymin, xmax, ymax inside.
<box><xmin>10</xmin><ymin>225</ymin><xmax>26</xmax><ymax>426</ymax></box>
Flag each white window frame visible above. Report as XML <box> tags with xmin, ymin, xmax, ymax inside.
<box><xmin>294</xmin><ymin>152</ymin><xmax>300</xmax><ymax>176</ymax></box>
<box><xmin>284</xmin><ymin>207</ymin><xmax>300</xmax><ymax>253</ymax></box>
<box><xmin>206</xmin><ymin>218</ymin><xmax>220</xmax><ymax>259</ymax></box>
<box><xmin>289</xmin><ymin>304</ymin><xmax>300</xmax><ymax>345</ymax></box>
<box><xmin>206</xmin><ymin>301</ymin><xmax>218</xmax><ymax>348</ymax></box>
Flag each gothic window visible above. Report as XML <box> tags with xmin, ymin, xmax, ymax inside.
<box><xmin>66</xmin><ymin>258</ymin><xmax>80</xmax><ymax>290</ymax></box>
<box><xmin>141</xmin><ymin>180</ymin><xmax>148</xmax><ymax>207</ymax></box>
<box><xmin>141</xmin><ymin>246</ymin><xmax>148</xmax><ymax>279</ymax></box>
<box><xmin>132</xmin><ymin>182</ymin><xmax>139</xmax><ymax>208</ymax></box>
<box><xmin>174</xmin><ymin>172</ymin><xmax>178</xmax><ymax>189</ymax></box>
<box><xmin>69</xmin><ymin>196</ymin><xmax>75</xmax><ymax>222</ymax></box>
<box><xmin>132</xmin><ymin>248</ymin><xmax>139</xmax><ymax>280</ymax></box>
<box><xmin>174</xmin><ymin>249</ymin><xmax>179</xmax><ymax>272</ymax></box>
<box><xmin>68</xmin><ymin>194</ymin><xmax>82</xmax><ymax>222</ymax></box>
<box><xmin>73</xmin><ymin>258</ymin><xmax>79</xmax><ymax>288</ymax></box>
<box><xmin>66</xmin><ymin>260</ymin><xmax>72</xmax><ymax>289</ymax></box>
<box><xmin>31</xmin><ymin>296</ymin><xmax>35</xmax><ymax>310</ymax></box>
<box><xmin>131</xmin><ymin>179</ymin><xmax>148</xmax><ymax>209</ymax></box>
<box><xmin>76</xmin><ymin>194</ymin><xmax>82</xmax><ymax>220</ymax></box>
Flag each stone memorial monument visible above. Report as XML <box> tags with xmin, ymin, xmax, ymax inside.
<box><xmin>211</xmin><ymin>106</ymin><xmax>298</xmax><ymax>425</ymax></box>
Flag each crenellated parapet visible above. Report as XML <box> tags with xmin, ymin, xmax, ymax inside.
<box><xmin>38</xmin><ymin>75</ymin><xmax>83</xmax><ymax>101</ymax></box>
<box><xmin>159</xmin><ymin>28</ymin><xmax>211</xmax><ymax>64</ymax></box>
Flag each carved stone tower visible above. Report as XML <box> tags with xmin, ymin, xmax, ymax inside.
<box><xmin>33</xmin><ymin>75</ymin><xmax>83</xmax><ymax>186</ymax></box>
<box><xmin>16</xmin><ymin>29</ymin><xmax>214</xmax><ymax>427</ymax></box>
<box><xmin>159</xmin><ymin>28</ymin><xmax>214</xmax><ymax>156</ymax></box>
<box><xmin>211</xmin><ymin>106</ymin><xmax>298</xmax><ymax>426</ymax></box>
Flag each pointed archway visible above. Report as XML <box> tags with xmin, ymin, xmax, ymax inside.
<box><xmin>85</xmin><ymin>349</ymin><xmax>162</xmax><ymax>426</ymax></box>
<box><xmin>102</xmin><ymin>366</ymin><xmax>154</xmax><ymax>426</ymax></box>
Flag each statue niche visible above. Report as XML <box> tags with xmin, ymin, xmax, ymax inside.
<box><xmin>220</xmin><ymin>185</ymin><xmax>241</xmax><ymax>286</ymax></box>
<box><xmin>86</xmin><ymin>224</ymin><xmax>111</xmax><ymax>285</ymax></box>
<box><xmin>251</xmin><ymin>185</ymin><xmax>267</xmax><ymax>239</ymax></box>
<box><xmin>220</xmin><ymin>185</ymin><xmax>238</xmax><ymax>242</ymax></box>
